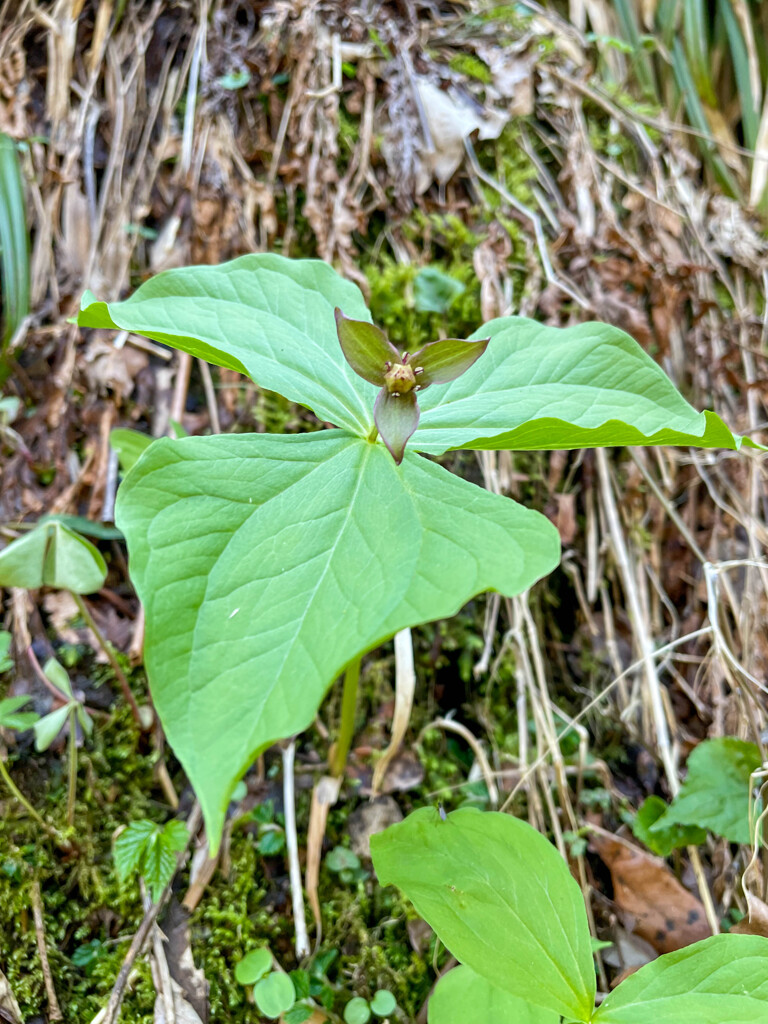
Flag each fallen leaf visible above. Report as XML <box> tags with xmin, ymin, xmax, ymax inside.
<box><xmin>590</xmin><ymin>831</ymin><xmax>711</xmax><ymax>953</ymax></box>
<box><xmin>731</xmin><ymin>892</ymin><xmax>768</xmax><ymax>938</ymax></box>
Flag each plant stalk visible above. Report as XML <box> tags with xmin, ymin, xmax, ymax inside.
<box><xmin>66</xmin><ymin>709</ymin><xmax>77</xmax><ymax>827</ymax></box>
<box><xmin>71</xmin><ymin>591</ymin><xmax>143</xmax><ymax>726</ymax></box>
<box><xmin>0</xmin><ymin>756</ymin><xmax>65</xmax><ymax>843</ymax></box>
<box><xmin>330</xmin><ymin>658</ymin><xmax>361</xmax><ymax>778</ymax></box>
<box><xmin>367</xmin><ymin>425</ymin><xmax>379</xmax><ymax>443</ymax></box>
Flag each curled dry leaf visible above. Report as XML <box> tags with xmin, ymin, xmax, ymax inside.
<box><xmin>590</xmin><ymin>832</ymin><xmax>711</xmax><ymax>954</ymax></box>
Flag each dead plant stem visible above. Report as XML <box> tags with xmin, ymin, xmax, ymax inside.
<box><xmin>71</xmin><ymin>592</ymin><xmax>142</xmax><ymax>726</ymax></box>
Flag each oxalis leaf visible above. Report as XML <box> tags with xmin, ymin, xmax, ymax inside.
<box><xmin>592</xmin><ymin>934</ymin><xmax>768</xmax><ymax>1023</ymax></box>
<box><xmin>115</xmin><ymin>432</ymin><xmax>559</xmax><ymax>847</ymax></box>
<box><xmin>370</xmin><ymin>807</ymin><xmax>596</xmax><ymax>1022</ymax></box>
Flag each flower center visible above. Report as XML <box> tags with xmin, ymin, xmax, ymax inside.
<box><xmin>384</xmin><ymin>362</ymin><xmax>417</xmax><ymax>395</ymax></box>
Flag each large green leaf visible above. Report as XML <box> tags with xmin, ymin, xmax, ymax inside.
<box><xmin>650</xmin><ymin>737</ymin><xmax>762</xmax><ymax>845</ymax></box>
<box><xmin>592</xmin><ymin>934</ymin><xmax>768</xmax><ymax>1023</ymax></box>
<box><xmin>115</xmin><ymin>433</ymin><xmax>559</xmax><ymax>846</ymax></box>
<box><xmin>370</xmin><ymin>807</ymin><xmax>595</xmax><ymax>1022</ymax></box>
<box><xmin>412</xmin><ymin>317</ymin><xmax>760</xmax><ymax>455</ymax></box>
<box><xmin>77</xmin><ymin>254</ymin><xmax>376</xmax><ymax>435</ymax></box>
<box><xmin>428</xmin><ymin>966</ymin><xmax>559</xmax><ymax>1024</ymax></box>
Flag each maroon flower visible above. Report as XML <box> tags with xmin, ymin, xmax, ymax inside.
<box><xmin>335</xmin><ymin>309</ymin><xmax>489</xmax><ymax>463</ymax></box>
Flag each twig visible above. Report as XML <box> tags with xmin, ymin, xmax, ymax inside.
<box><xmin>372</xmin><ymin>628</ymin><xmax>416</xmax><ymax>794</ymax></box>
<box><xmin>419</xmin><ymin>717</ymin><xmax>499</xmax><ymax>808</ymax></box>
<box><xmin>282</xmin><ymin>741</ymin><xmax>310</xmax><ymax>959</ymax></box>
<box><xmin>197</xmin><ymin>358</ymin><xmax>221</xmax><ymax>434</ymax></box>
<box><xmin>31</xmin><ymin>880</ymin><xmax>63</xmax><ymax>1021</ymax></box>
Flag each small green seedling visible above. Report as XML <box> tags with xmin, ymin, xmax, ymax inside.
<box><xmin>344</xmin><ymin>990</ymin><xmax>398</xmax><ymax>1023</ymax></box>
<box><xmin>250</xmin><ymin>798</ymin><xmax>286</xmax><ymax>856</ymax></box>
<box><xmin>234</xmin><ymin>946</ymin><xmax>303</xmax><ymax>1020</ymax></box>
<box><xmin>325</xmin><ymin>845</ymin><xmax>368</xmax><ymax>884</ymax></box>
<box><xmin>0</xmin><ymin>518</ymin><xmax>142</xmax><ymax>724</ymax></box>
<box><xmin>75</xmin><ymin>253</ymin><xmax>762</xmax><ymax>849</ymax></box>
<box><xmin>113</xmin><ymin>818</ymin><xmax>189</xmax><ymax>902</ymax></box>
<box><xmin>33</xmin><ymin>655</ymin><xmax>93</xmax><ymax>826</ymax></box>
<box><xmin>371</xmin><ymin>807</ymin><xmax>768</xmax><ymax>1023</ymax></box>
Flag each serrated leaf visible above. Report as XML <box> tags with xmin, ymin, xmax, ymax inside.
<box><xmin>110</xmin><ymin>428</ymin><xmax>154</xmax><ymax>473</ymax></box>
<box><xmin>651</xmin><ymin>738</ymin><xmax>762</xmax><ymax>844</ymax></box>
<box><xmin>427</xmin><ymin>966</ymin><xmax>558</xmax><ymax>1024</ymax></box>
<box><xmin>412</xmin><ymin>317</ymin><xmax>762</xmax><ymax>455</ymax></box>
<box><xmin>592</xmin><ymin>934</ymin><xmax>768</xmax><ymax>1023</ymax></box>
<box><xmin>33</xmin><ymin>704</ymin><xmax>72</xmax><ymax>751</ymax></box>
<box><xmin>162</xmin><ymin>819</ymin><xmax>189</xmax><ymax>852</ymax></box>
<box><xmin>113</xmin><ymin>819</ymin><xmax>158</xmax><ymax>881</ymax></box>
<box><xmin>0</xmin><ymin>696</ymin><xmax>38</xmax><ymax>731</ymax></box>
<box><xmin>370</xmin><ymin>808</ymin><xmax>595</xmax><ymax>1022</ymax></box>
<box><xmin>234</xmin><ymin>947</ymin><xmax>272</xmax><ymax>985</ymax></box>
<box><xmin>254</xmin><ymin>972</ymin><xmax>296</xmax><ymax>1019</ymax></box>
<box><xmin>77</xmin><ymin>254</ymin><xmax>376</xmax><ymax>435</ymax></box>
<box><xmin>633</xmin><ymin>795</ymin><xmax>706</xmax><ymax>856</ymax></box>
<box><xmin>0</xmin><ymin>521</ymin><xmax>107</xmax><ymax>593</ymax></box>
<box><xmin>115</xmin><ymin>432</ymin><xmax>559</xmax><ymax>848</ymax></box>
<box><xmin>140</xmin><ymin>830</ymin><xmax>180</xmax><ymax>902</ymax></box>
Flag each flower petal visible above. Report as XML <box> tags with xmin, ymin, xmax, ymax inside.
<box><xmin>374</xmin><ymin>389</ymin><xmax>420</xmax><ymax>464</ymax></box>
<box><xmin>335</xmin><ymin>309</ymin><xmax>399</xmax><ymax>386</ymax></box>
<box><xmin>409</xmin><ymin>337</ymin><xmax>490</xmax><ymax>387</ymax></box>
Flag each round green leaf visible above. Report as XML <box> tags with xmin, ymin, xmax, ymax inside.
<box><xmin>253</xmin><ymin>972</ymin><xmax>296</xmax><ymax>1018</ymax></box>
<box><xmin>428</xmin><ymin>966</ymin><xmax>558</xmax><ymax>1024</ymax></box>
<box><xmin>115</xmin><ymin>432</ymin><xmax>559</xmax><ymax>848</ymax></box>
<box><xmin>234</xmin><ymin>947</ymin><xmax>272</xmax><ymax>986</ymax></box>
<box><xmin>344</xmin><ymin>997</ymin><xmax>371</xmax><ymax>1024</ymax></box>
<box><xmin>370</xmin><ymin>990</ymin><xmax>397</xmax><ymax>1017</ymax></box>
<box><xmin>370</xmin><ymin>808</ymin><xmax>595</xmax><ymax>1022</ymax></box>
<box><xmin>0</xmin><ymin>521</ymin><xmax>107</xmax><ymax>593</ymax></box>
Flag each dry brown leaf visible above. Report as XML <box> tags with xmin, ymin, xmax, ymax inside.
<box><xmin>731</xmin><ymin>891</ymin><xmax>768</xmax><ymax>938</ymax></box>
<box><xmin>82</xmin><ymin>335</ymin><xmax>149</xmax><ymax>402</ymax></box>
<box><xmin>590</xmin><ymin>832</ymin><xmax>710</xmax><ymax>953</ymax></box>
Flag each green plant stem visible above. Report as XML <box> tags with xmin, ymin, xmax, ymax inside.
<box><xmin>0</xmin><ymin>755</ymin><xmax>65</xmax><ymax>843</ymax></box>
<box><xmin>66</xmin><ymin>708</ymin><xmax>77</xmax><ymax>826</ymax></box>
<box><xmin>70</xmin><ymin>591</ymin><xmax>143</xmax><ymax>726</ymax></box>
<box><xmin>330</xmin><ymin>658</ymin><xmax>361</xmax><ymax>778</ymax></box>
<box><xmin>367</xmin><ymin>425</ymin><xmax>379</xmax><ymax>443</ymax></box>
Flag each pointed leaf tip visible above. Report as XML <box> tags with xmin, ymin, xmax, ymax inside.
<box><xmin>410</xmin><ymin>337</ymin><xmax>490</xmax><ymax>387</ymax></box>
<box><xmin>374</xmin><ymin>389</ymin><xmax>420</xmax><ymax>464</ymax></box>
<box><xmin>335</xmin><ymin>308</ymin><xmax>399</xmax><ymax>386</ymax></box>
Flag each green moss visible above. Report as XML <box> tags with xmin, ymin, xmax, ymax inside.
<box><xmin>0</xmin><ymin>695</ymin><xmax>167</xmax><ymax>1022</ymax></box>
<box><xmin>448</xmin><ymin>53</ymin><xmax>492</xmax><ymax>84</ymax></box>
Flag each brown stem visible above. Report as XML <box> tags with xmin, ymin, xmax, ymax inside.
<box><xmin>70</xmin><ymin>591</ymin><xmax>143</xmax><ymax>726</ymax></box>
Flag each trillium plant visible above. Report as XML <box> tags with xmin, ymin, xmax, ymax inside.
<box><xmin>75</xmin><ymin>254</ymin><xmax>760</xmax><ymax>847</ymax></box>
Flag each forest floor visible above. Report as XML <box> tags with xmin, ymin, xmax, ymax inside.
<box><xmin>1</xmin><ymin>1</ymin><xmax>767</xmax><ymax>1022</ymax></box>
